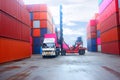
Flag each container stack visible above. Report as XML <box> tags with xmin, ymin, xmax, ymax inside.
<box><xmin>26</xmin><ymin>4</ymin><xmax>55</xmax><ymax>54</ymax></box>
<box><xmin>0</xmin><ymin>0</ymin><xmax>31</xmax><ymax>63</ymax></box>
<box><xmin>97</xmin><ymin>23</ymin><xmax>101</xmax><ymax>52</ymax></box>
<box><xmin>99</xmin><ymin>0</ymin><xmax>120</xmax><ymax>55</ymax></box>
<box><xmin>87</xmin><ymin>19</ymin><xmax>97</xmax><ymax>52</ymax></box>
<box><xmin>95</xmin><ymin>14</ymin><xmax>101</xmax><ymax>52</ymax></box>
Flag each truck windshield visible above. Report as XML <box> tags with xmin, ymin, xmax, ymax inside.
<box><xmin>43</xmin><ymin>43</ymin><xmax>55</xmax><ymax>48</ymax></box>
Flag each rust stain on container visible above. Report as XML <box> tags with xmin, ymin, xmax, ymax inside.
<box><xmin>102</xmin><ymin>66</ymin><xmax>120</xmax><ymax>79</ymax></box>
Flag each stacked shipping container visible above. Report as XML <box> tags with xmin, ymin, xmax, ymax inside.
<box><xmin>87</xmin><ymin>19</ymin><xmax>97</xmax><ymax>52</ymax></box>
<box><xmin>96</xmin><ymin>14</ymin><xmax>101</xmax><ymax>52</ymax></box>
<box><xmin>99</xmin><ymin>0</ymin><xmax>120</xmax><ymax>55</ymax></box>
<box><xmin>0</xmin><ymin>0</ymin><xmax>31</xmax><ymax>63</ymax></box>
<box><xmin>26</xmin><ymin>4</ymin><xmax>55</xmax><ymax>54</ymax></box>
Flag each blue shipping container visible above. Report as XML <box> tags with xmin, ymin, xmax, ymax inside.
<box><xmin>33</xmin><ymin>46</ymin><xmax>42</xmax><ymax>54</ymax></box>
<box><xmin>97</xmin><ymin>30</ymin><xmax>100</xmax><ymax>38</ymax></box>
<box><xmin>87</xmin><ymin>38</ymin><xmax>97</xmax><ymax>52</ymax></box>
<box><xmin>40</xmin><ymin>28</ymin><xmax>48</xmax><ymax>36</ymax></box>
<box><xmin>33</xmin><ymin>37</ymin><xmax>44</xmax><ymax>46</ymax></box>
<box><xmin>30</xmin><ymin>12</ymin><xmax>33</xmax><ymax>20</ymax></box>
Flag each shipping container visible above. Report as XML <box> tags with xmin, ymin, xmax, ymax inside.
<box><xmin>87</xmin><ymin>38</ymin><xmax>97</xmax><ymax>52</ymax></box>
<box><xmin>97</xmin><ymin>45</ymin><xmax>101</xmax><ymax>52</ymax></box>
<box><xmin>33</xmin><ymin>20</ymin><xmax>40</xmax><ymax>28</ymax></box>
<box><xmin>0</xmin><ymin>37</ymin><xmax>31</xmax><ymax>63</ymax></box>
<box><xmin>97</xmin><ymin>30</ymin><xmax>100</xmax><ymax>37</ymax></box>
<box><xmin>99</xmin><ymin>0</ymin><xmax>119</xmax><ymax>23</ymax></box>
<box><xmin>33</xmin><ymin>37</ymin><xmax>44</xmax><ymax>46</ymax></box>
<box><xmin>0</xmin><ymin>12</ymin><xmax>30</xmax><ymax>41</ymax></box>
<box><xmin>101</xmin><ymin>41</ymin><xmax>120</xmax><ymax>55</ymax></box>
<box><xmin>40</xmin><ymin>20</ymin><xmax>48</xmax><ymax>28</ymax></box>
<box><xmin>89</xmin><ymin>20</ymin><xmax>97</xmax><ymax>26</ymax></box>
<box><xmin>33</xmin><ymin>46</ymin><xmax>42</xmax><ymax>54</ymax></box>
<box><xmin>97</xmin><ymin>23</ymin><xmax>101</xmax><ymax>30</ymax></box>
<box><xmin>97</xmin><ymin>38</ymin><xmax>101</xmax><ymax>45</ymax></box>
<box><xmin>1</xmin><ymin>0</ymin><xmax>30</xmax><ymax>26</ymax></box>
<box><xmin>32</xmin><ymin>29</ymin><xmax>41</xmax><ymax>37</ymax></box>
<box><xmin>26</xmin><ymin>4</ymin><xmax>47</xmax><ymax>12</ymax></box>
<box><xmin>33</xmin><ymin>12</ymin><xmax>47</xmax><ymax>20</ymax></box>
<box><xmin>99</xmin><ymin>0</ymin><xmax>113</xmax><ymax>13</ymax></box>
<box><xmin>101</xmin><ymin>27</ymin><xmax>120</xmax><ymax>43</ymax></box>
<box><xmin>40</xmin><ymin>28</ymin><xmax>49</xmax><ymax>36</ymax></box>
<box><xmin>30</xmin><ymin>12</ymin><xmax>33</xmax><ymax>20</ymax></box>
<box><xmin>87</xmin><ymin>32</ymin><xmax>97</xmax><ymax>39</ymax></box>
<box><xmin>100</xmin><ymin>13</ymin><xmax>118</xmax><ymax>33</ymax></box>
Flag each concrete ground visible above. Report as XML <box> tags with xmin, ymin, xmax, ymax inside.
<box><xmin>0</xmin><ymin>52</ymin><xmax>120</xmax><ymax>80</ymax></box>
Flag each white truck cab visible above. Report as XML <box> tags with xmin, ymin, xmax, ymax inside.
<box><xmin>42</xmin><ymin>38</ymin><xmax>56</xmax><ymax>57</ymax></box>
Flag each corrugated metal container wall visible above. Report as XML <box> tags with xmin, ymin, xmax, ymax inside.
<box><xmin>99</xmin><ymin>0</ymin><xmax>120</xmax><ymax>55</ymax></box>
<box><xmin>99</xmin><ymin>0</ymin><xmax>118</xmax><ymax>23</ymax></box>
<box><xmin>101</xmin><ymin>41</ymin><xmax>120</xmax><ymax>55</ymax></box>
<box><xmin>99</xmin><ymin>0</ymin><xmax>113</xmax><ymax>13</ymax></box>
<box><xmin>0</xmin><ymin>38</ymin><xmax>31</xmax><ymax>63</ymax></box>
<box><xmin>0</xmin><ymin>0</ymin><xmax>31</xmax><ymax>63</ymax></box>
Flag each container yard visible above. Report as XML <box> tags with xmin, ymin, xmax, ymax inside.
<box><xmin>0</xmin><ymin>0</ymin><xmax>120</xmax><ymax>80</ymax></box>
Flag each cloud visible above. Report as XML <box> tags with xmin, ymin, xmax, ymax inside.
<box><xmin>63</xmin><ymin>28</ymin><xmax>85</xmax><ymax>36</ymax></box>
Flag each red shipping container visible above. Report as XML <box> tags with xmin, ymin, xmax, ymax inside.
<box><xmin>33</xmin><ymin>12</ymin><xmax>47</xmax><ymax>20</ymax></box>
<box><xmin>21</xmin><ymin>24</ymin><xmax>30</xmax><ymax>42</ymax></box>
<box><xmin>101</xmin><ymin>27</ymin><xmax>120</xmax><ymax>43</ymax></box>
<box><xmin>1</xmin><ymin>0</ymin><xmax>30</xmax><ymax>26</ymax></box>
<box><xmin>101</xmin><ymin>41</ymin><xmax>120</xmax><ymax>55</ymax></box>
<box><xmin>26</xmin><ymin>4</ymin><xmax>47</xmax><ymax>12</ymax></box>
<box><xmin>100</xmin><ymin>13</ymin><xmax>118</xmax><ymax>33</ymax></box>
<box><xmin>0</xmin><ymin>12</ymin><xmax>30</xmax><ymax>41</ymax></box>
<box><xmin>40</xmin><ymin>20</ymin><xmax>47</xmax><ymax>28</ymax></box>
<box><xmin>33</xmin><ymin>12</ymin><xmax>40</xmax><ymax>20</ymax></box>
<box><xmin>32</xmin><ymin>29</ymin><xmax>41</xmax><ymax>37</ymax></box>
<box><xmin>97</xmin><ymin>23</ymin><xmax>101</xmax><ymax>30</ymax></box>
<box><xmin>0</xmin><ymin>37</ymin><xmax>31</xmax><ymax>63</ymax></box>
<box><xmin>1</xmin><ymin>0</ymin><xmax>19</xmax><ymax>19</ymax></box>
<box><xmin>99</xmin><ymin>0</ymin><xmax>119</xmax><ymax>23</ymax></box>
<box><xmin>89</xmin><ymin>20</ymin><xmax>97</xmax><ymax>26</ymax></box>
<box><xmin>119</xmin><ymin>9</ymin><xmax>120</xmax><ymax>25</ymax></box>
<box><xmin>90</xmin><ymin>26</ymin><xmax>97</xmax><ymax>33</ymax></box>
<box><xmin>87</xmin><ymin>32</ymin><xmax>97</xmax><ymax>39</ymax></box>
<box><xmin>99</xmin><ymin>0</ymin><xmax>113</xmax><ymax>14</ymax></box>
<box><xmin>31</xmin><ymin>21</ymin><xmax>33</xmax><ymax>28</ymax></box>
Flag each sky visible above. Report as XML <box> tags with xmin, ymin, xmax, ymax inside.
<box><xmin>24</xmin><ymin>0</ymin><xmax>99</xmax><ymax>47</ymax></box>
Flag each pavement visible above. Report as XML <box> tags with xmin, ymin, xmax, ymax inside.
<box><xmin>0</xmin><ymin>52</ymin><xmax>120</xmax><ymax>80</ymax></box>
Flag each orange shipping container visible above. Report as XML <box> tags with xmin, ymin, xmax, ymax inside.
<box><xmin>33</xmin><ymin>12</ymin><xmax>47</xmax><ymax>20</ymax></box>
<box><xmin>32</xmin><ymin>29</ymin><xmax>41</xmax><ymax>37</ymax></box>
<box><xmin>101</xmin><ymin>27</ymin><xmax>120</xmax><ymax>43</ymax></box>
<box><xmin>40</xmin><ymin>20</ymin><xmax>47</xmax><ymax>28</ymax></box>
<box><xmin>0</xmin><ymin>37</ymin><xmax>31</xmax><ymax>63</ymax></box>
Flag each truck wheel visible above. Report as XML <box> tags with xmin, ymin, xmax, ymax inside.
<box><xmin>79</xmin><ymin>50</ymin><xmax>85</xmax><ymax>55</ymax></box>
<box><xmin>61</xmin><ymin>50</ymin><xmax>66</xmax><ymax>56</ymax></box>
<box><xmin>42</xmin><ymin>56</ymin><xmax>46</xmax><ymax>58</ymax></box>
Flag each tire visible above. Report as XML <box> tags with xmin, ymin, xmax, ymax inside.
<box><xmin>79</xmin><ymin>50</ymin><xmax>85</xmax><ymax>55</ymax></box>
<box><xmin>61</xmin><ymin>50</ymin><xmax>66</xmax><ymax>56</ymax></box>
